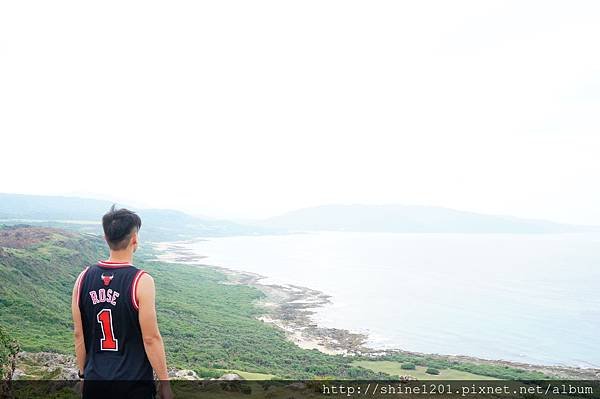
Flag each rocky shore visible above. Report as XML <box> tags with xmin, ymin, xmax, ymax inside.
<box><xmin>153</xmin><ymin>241</ymin><xmax>600</xmax><ymax>380</ymax></box>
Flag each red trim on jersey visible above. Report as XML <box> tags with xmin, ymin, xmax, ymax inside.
<box><xmin>131</xmin><ymin>270</ymin><xmax>146</xmax><ymax>311</ymax></box>
<box><xmin>98</xmin><ymin>260</ymin><xmax>133</xmax><ymax>268</ymax></box>
<box><xmin>75</xmin><ymin>267</ymin><xmax>90</xmax><ymax>307</ymax></box>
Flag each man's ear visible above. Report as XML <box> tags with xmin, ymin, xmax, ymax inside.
<box><xmin>130</xmin><ymin>231</ymin><xmax>139</xmax><ymax>251</ymax></box>
<box><xmin>130</xmin><ymin>231</ymin><xmax>138</xmax><ymax>247</ymax></box>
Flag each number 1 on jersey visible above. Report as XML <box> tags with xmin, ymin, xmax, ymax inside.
<box><xmin>97</xmin><ymin>309</ymin><xmax>119</xmax><ymax>351</ymax></box>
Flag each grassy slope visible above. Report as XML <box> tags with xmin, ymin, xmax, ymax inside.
<box><xmin>0</xmin><ymin>226</ymin><xmax>384</xmax><ymax>379</ymax></box>
<box><xmin>0</xmin><ymin>229</ymin><xmax>105</xmax><ymax>352</ymax></box>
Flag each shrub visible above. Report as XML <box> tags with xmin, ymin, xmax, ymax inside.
<box><xmin>425</xmin><ymin>368</ymin><xmax>440</xmax><ymax>375</ymax></box>
<box><xmin>400</xmin><ymin>363</ymin><xmax>416</xmax><ymax>370</ymax></box>
<box><xmin>0</xmin><ymin>324</ymin><xmax>20</xmax><ymax>397</ymax></box>
<box><xmin>195</xmin><ymin>367</ymin><xmax>224</xmax><ymax>379</ymax></box>
<box><xmin>0</xmin><ymin>324</ymin><xmax>19</xmax><ymax>380</ymax></box>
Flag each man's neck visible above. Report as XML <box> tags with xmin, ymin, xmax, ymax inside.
<box><xmin>107</xmin><ymin>251</ymin><xmax>133</xmax><ymax>264</ymax></box>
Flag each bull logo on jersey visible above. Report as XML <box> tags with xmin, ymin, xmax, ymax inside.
<box><xmin>101</xmin><ymin>273</ymin><xmax>114</xmax><ymax>286</ymax></box>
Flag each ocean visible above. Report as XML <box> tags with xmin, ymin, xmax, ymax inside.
<box><xmin>179</xmin><ymin>232</ymin><xmax>600</xmax><ymax>368</ymax></box>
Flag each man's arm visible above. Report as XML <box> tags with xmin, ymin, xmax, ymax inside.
<box><xmin>137</xmin><ymin>273</ymin><xmax>170</xmax><ymax>381</ymax></box>
<box><xmin>71</xmin><ymin>278</ymin><xmax>86</xmax><ymax>376</ymax></box>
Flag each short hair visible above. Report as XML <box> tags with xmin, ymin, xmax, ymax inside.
<box><xmin>102</xmin><ymin>205</ymin><xmax>142</xmax><ymax>250</ymax></box>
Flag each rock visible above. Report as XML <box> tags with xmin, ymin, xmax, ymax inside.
<box><xmin>12</xmin><ymin>370</ymin><xmax>26</xmax><ymax>380</ymax></box>
<box><xmin>218</xmin><ymin>373</ymin><xmax>243</xmax><ymax>381</ymax></box>
<box><xmin>169</xmin><ymin>369</ymin><xmax>200</xmax><ymax>380</ymax></box>
<box><xmin>15</xmin><ymin>352</ymin><xmax>79</xmax><ymax>380</ymax></box>
<box><xmin>17</xmin><ymin>352</ymin><xmax>205</xmax><ymax>380</ymax></box>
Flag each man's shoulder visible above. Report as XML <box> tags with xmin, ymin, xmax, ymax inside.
<box><xmin>137</xmin><ymin>271</ymin><xmax>154</xmax><ymax>285</ymax></box>
<box><xmin>136</xmin><ymin>272</ymin><xmax>155</xmax><ymax>297</ymax></box>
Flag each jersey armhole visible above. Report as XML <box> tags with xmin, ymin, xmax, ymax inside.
<box><xmin>131</xmin><ymin>270</ymin><xmax>147</xmax><ymax>311</ymax></box>
<box><xmin>75</xmin><ymin>267</ymin><xmax>90</xmax><ymax>307</ymax></box>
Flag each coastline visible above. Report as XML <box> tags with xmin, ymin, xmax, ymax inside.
<box><xmin>153</xmin><ymin>240</ymin><xmax>600</xmax><ymax>380</ymax></box>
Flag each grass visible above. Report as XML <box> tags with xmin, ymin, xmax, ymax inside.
<box><xmin>358</xmin><ymin>352</ymin><xmax>551</xmax><ymax>380</ymax></box>
<box><xmin>352</xmin><ymin>360</ymin><xmax>498</xmax><ymax>380</ymax></box>
<box><xmin>216</xmin><ymin>369</ymin><xmax>277</xmax><ymax>380</ymax></box>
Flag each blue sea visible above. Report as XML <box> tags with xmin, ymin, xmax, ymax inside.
<box><xmin>181</xmin><ymin>232</ymin><xmax>600</xmax><ymax>368</ymax></box>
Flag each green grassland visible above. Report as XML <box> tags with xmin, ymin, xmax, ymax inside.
<box><xmin>360</xmin><ymin>352</ymin><xmax>549</xmax><ymax>380</ymax></box>
<box><xmin>0</xmin><ymin>225</ymin><xmax>551</xmax><ymax>380</ymax></box>
<box><xmin>352</xmin><ymin>360</ymin><xmax>498</xmax><ymax>380</ymax></box>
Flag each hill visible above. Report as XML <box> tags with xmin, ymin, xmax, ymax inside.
<box><xmin>0</xmin><ymin>193</ymin><xmax>272</xmax><ymax>241</ymax></box>
<box><xmin>4</xmin><ymin>194</ymin><xmax>595</xmax><ymax>238</ymax></box>
<box><xmin>256</xmin><ymin>204</ymin><xmax>596</xmax><ymax>234</ymax></box>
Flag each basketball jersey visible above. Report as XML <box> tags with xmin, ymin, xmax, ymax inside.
<box><xmin>76</xmin><ymin>260</ymin><xmax>154</xmax><ymax>381</ymax></box>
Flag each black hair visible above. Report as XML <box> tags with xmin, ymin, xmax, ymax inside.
<box><xmin>102</xmin><ymin>205</ymin><xmax>142</xmax><ymax>250</ymax></box>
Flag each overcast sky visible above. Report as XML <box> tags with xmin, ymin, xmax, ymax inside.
<box><xmin>1</xmin><ymin>1</ymin><xmax>599</xmax><ymax>224</ymax></box>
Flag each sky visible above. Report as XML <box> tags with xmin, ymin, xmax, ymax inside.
<box><xmin>1</xmin><ymin>1</ymin><xmax>599</xmax><ymax>224</ymax></box>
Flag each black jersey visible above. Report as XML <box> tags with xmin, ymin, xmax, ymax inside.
<box><xmin>76</xmin><ymin>260</ymin><xmax>154</xmax><ymax>382</ymax></box>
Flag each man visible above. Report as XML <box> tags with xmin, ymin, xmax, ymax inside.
<box><xmin>71</xmin><ymin>206</ymin><xmax>173</xmax><ymax>399</ymax></box>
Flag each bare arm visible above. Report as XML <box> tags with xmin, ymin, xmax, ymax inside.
<box><xmin>71</xmin><ymin>277</ymin><xmax>86</xmax><ymax>375</ymax></box>
<box><xmin>137</xmin><ymin>273</ymin><xmax>169</xmax><ymax>380</ymax></box>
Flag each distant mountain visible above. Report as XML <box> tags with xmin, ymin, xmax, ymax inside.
<box><xmin>3</xmin><ymin>194</ymin><xmax>597</xmax><ymax>238</ymax></box>
<box><xmin>0</xmin><ymin>193</ymin><xmax>270</xmax><ymax>241</ymax></box>
<box><xmin>0</xmin><ymin>193</ymin><xmax>113</xmax><ymax>221</ymax></box>
<box><xmin>255</xmin><ymin>204</ymin><xmax>598</xmax><ymax>234</ymax></box>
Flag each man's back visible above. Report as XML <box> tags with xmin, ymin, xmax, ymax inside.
<box><xmin>72</xmin><ymin>206</ymin><xmax>171</xmax><ymax>399</ymax></box>
<box><xmin>76</xmin><ymin>260</ymin><xmax>153</xmax><ymax>381</ymax></box>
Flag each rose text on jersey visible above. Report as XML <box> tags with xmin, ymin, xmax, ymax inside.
<box><xmin>89</xmin><ymin>288</ymin><xmax>120</xmax><ymax>306</ymax></box>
